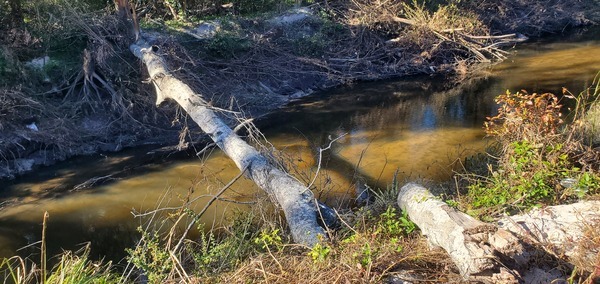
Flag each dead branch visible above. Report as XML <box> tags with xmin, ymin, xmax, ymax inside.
<box><xmin>130</xmin><ymin>35</ymin><xmax>335</xmax><ymax>246</ymax></box>
<box><xmin>397</xmin><ymin>183</ymin><xmax>525</xmax><ymax>282</ymax></box>
<box><xmin>387</xmin><ymin>16</ymin><xmax>524</xmax><ymax>63</ymax></box>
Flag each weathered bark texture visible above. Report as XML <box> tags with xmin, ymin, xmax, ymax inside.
<box><xmin>398</xmin><ymin>183</ymin><xmax>600</xmax><ymax>283</ymax></box>
<box><xmin>498</xmin><ymin>201</ymin><xmax>600</xmax><ymax>263</ymax></box>
<box><xmin>130</xmin><ymin>36</ymin><xmax>327</xmax><ymax>246</ymax></box>
<box><xmin>397</xmin><ymin>183</ymin><xmax>525</xmax><ymax>282</ymax></box>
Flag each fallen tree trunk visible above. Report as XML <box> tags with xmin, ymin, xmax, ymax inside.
<box><xmin>498</xmin><ymin>201</ymin><xmax>600</xmax><ymax>268</ymax></box>
<box><xmin>398</xmin><ymin>183</ymin><xmax>600</xmax><ymax>283</ymax></box>
<box><xmin>397</xmin><ymin>183</ymin><xmax>526</xmax><ymax>282</ymax></box>
<box><xmin>129</xmin><ymin>36</ymin><xmax>329</xmax><ymax>246</ymax></box>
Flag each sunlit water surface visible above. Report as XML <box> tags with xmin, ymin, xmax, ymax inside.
<box><xmin>0</xmin><ymin>26</ymin><xmax>598</xmax><ymax>261</ymax></box>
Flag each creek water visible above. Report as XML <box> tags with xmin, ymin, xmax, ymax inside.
<box><xmin>0</xmin><ymin>26</ymin><xmax>598</xmax><ymax>262</ymax></box>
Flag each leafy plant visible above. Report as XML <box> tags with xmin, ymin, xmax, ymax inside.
<box><xmin>192</xmin><ymin>215</ymin><xmax>259</xmax><ymax>275</ymax></box>
<box><xmin>353</xmin><ymin>242</ymin><xmax>373</xmax><ymax>267</ymax></box>
<box><xmin>254</xmin><ymin>228</ymin><xmax>283</xmax><ymax>251</ymax></box>
<box><xmin>289</xmin><ymin>34</ymin><xmax>326</xmax><ymax>56</ymax></box>
<box><xmin>308</xmin><ymin>243</ymin><xmax>331</xmax><ymax>263</ymax></box>
<box><xmin>463</xmin><ymin>89</ymin><xmax>600</xmax><ymax>219</ymax></box>
<box><xmin>399</xmin><ymin>210</ymin><xmax>416</xmax><ymax>234</ymax></box>
<box><xmin>126</xmin><ymin>228</ymin><xmax>172</xmax><ymax>283</ymax></box>
<box><xmin>376</xmin><ymin>206</ymin><xmax>416</xmax><ymax>236</ymax></box>
<box><xmin>205</xmin><ymin>32</ymin><xmax>251</xmax><ymax>58</ymax></box>
<box><xmin>390</xmin><ymin>237</ymin><xmax>404</xmax><ymax>253</ymax></box>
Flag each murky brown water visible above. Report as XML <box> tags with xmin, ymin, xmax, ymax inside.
<box><xmin>0</xmin><ymin>26</ymin><xmax>598</xmax><ymax>261</ymax></box>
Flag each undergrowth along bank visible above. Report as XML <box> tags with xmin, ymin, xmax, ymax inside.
<box><xmin>0</xmin><ymin>179</ymin><xmax>458</xmax><ymax>283</ymax></box>
<box><xmin>457</xmin><ymin>72</ymin><xmax>600</xmax><ymax>221</ymax></box>
<box><xmin>1</xmin><ymin>79</ymin><xmax>599</xmax><ymax>282</ymax></box>
<box><xmin>0</xmin><ymin>1</ymin><xmax>599</xmax><ymax>283</ymax></box>
<box><xmin>1</xmin><ymin>0</ymin><xmax>598</xmax><ymax>178</ymax></box>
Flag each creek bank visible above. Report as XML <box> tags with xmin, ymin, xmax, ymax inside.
<box><xmin>0</xmin><ymin>1</ymin><xmax>598</xmax><ymax>180</ymax></box>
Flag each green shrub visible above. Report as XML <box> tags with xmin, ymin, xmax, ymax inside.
<box><xmin>376</xmin><ymin>207</ymin><xmax>416</xmax><ymax>237</ymax></box>
<box><xmin>205</xmin><ymin>33</ymin><xmax>252</xmax><ymax>58</ymax></box>
<box><xmin>463</xmin><ymin>89</ymin><xmax>600</xmax><ymax>219</ymax></box>
<box><xmin>126</xmin><ymin>229</ymin><xmax>173</xmax><ymax>283</ymax></box>
<box><xmin>308</xmin><ymin>243</ymin><xmax>331</xmax><ymax>263</ymax></box>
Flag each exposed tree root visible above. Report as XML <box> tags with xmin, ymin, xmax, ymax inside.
<box><xmin>64</xmin><ymin>49</ymin><xmax>113</xmax><ymax>111</ymax></box>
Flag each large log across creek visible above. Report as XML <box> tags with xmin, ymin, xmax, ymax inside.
<box><xmin>120</xmin><ymin>3</ymin><xmax>597</xmax><ymax>279</ymax></box>
<box><xmin>129</xmin><ymin>36</ymin><xmax>331</xmax><ymax>247</ymax></box>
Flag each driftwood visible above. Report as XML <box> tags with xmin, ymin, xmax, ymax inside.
<box><xmin>398</xmin><ymin>183</ymin><xmax>600</xmax><ymax>283</ymax></box>
<box><xmin>129</xmin><ymin>36</ymin><xmax>331</xmax><ymax>246</ymax></box>
<box><xmin>387</xmin><ymin>16</ymin><xmax>526</xmax><ymax>62</ymax></box>
<box><xmin>397</xmin><ymin>183</ymin><xmax>527</xmax><ymax>283</ymax></box>
<box><xmin>498</xmin><ymin>201</ymin><xmax>600</xmax><ymax>265</ymax></box>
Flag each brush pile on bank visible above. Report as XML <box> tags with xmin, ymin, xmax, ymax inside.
<box><xmin>0</xmin><ymin>1</ymin><xmax>599</xmax><ymax>281</ymax></box>
<box><xmin>1</xmin><ymin>0</ymin><xmax>598</xmax><ymax>179</ymax></box>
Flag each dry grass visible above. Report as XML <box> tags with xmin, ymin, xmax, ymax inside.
<box><xmin>457</xmin><ymin>87</ymin><xmax>600</xmax><ymax>219</ymax></box>
<box><xmin>119</xmin><ymin>177</ymin><xmax>460</xmax><ymax>284</ymax></box>
<box><xmin>582</xmin><ymin>102</ymin><xmax>600</xmax><ymax>146</ymax></box>
<box><xmin>0</xmin><ymin>245</ymin><xmax>116</xmax><ymax>284</ymax></box>
<box><xmin>461</xmin><ymin>0</ymin><xmax>593</xmax><ymax>36</ymax></box>
<box><xmin>341</xmin><ymin>0</ymin><xmax>519</xmax><ymax>64</ymax></box>
<box><xmin>577</xmin><ymin>73</ymin><xmax>600</xmax><ymax>147</ymax></box>
<box><xmin>571</xmin><ymin>218</ymin><xmax>600</xmax><ymax>283</ymax></box>
<box><xmin>215</xmin><ymin>236</ymin><xmax>454</xmax><ymax>284</ymax></box>
<box><xmin>0</xmin><ymin>89</ymin><xmax>43</xmax><ymax>131</ymax></box>
<box><xmin>204</xmin><ymin>206</ymin><xmax>459</xmax><ymax>284</ymax></box>
<box><xmin>0</xmin><ymin>212</ymin><xmax>116</xmax><ymax>284</ymax></box>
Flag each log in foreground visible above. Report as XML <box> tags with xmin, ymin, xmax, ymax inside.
<box><xmin>498</xmin><ymin>200</ymin><xmax>600</xmax><ymax>264</ymax></box>
<box><xmin>397</xmin><ymin>183</ymin><xmax>526</xmax><ymax>282</ymax></box>
<box><xmin>130</xmin><ymin>36</ymin><xmax>328</xmax><ymax>246</ymax></box>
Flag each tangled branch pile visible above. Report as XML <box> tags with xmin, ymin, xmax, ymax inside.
<box><xmin>341</xmin><ymin>0</ymin><xmax>526</xmax><ymax>63</ymax></box>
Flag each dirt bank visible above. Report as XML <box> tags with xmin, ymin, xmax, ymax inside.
<box><xmin>0</xmin><ymin>0</ymin><xmax>598</xmax><ymax>179</ymax></box>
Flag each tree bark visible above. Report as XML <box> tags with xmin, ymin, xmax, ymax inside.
<box><xmin>129</xmin><ymin>36</ymin><xmax>329</xmax><ymax>246</ymax></box>
<box><xmin>497</xmin><ymin>201</ymin><xmax>600</xmax><ymax>265</ymax></box>
<box><xmin>398</xmin><ymin>183</ymin><xmax>600</xmax><ymax>283</ymax></box>
<box><xmin>397</xmin><ymin>183</ymin><xmax>524</xmax><ymax>282</ymax></box>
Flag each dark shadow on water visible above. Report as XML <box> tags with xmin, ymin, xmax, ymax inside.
<box><xmin>0</xmin><ymin>144</ymin><xmax>208</xmax><ymax>202</ymax></box>
<box><xmin>0</xmin><ymin>24</ymin><xmax>597</xmax><ymax>265</ymax></box>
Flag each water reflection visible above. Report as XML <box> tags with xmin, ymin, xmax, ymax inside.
<box><xmin>0</xmin><ymin>25</ymin><xmax>598</xmax><ymax>262</ymax></box>
<box><xmin>0</xmin><ymin>151</ymin><xmax>260</xmax><ymax>260</ymax></box>
<box><xmin>0</xmin><ymin>75</ymin><xmax>493</xmax><ymax>261</ymax></box>
<box><xmin>493</xmin><ymin>44</ymin><xmax>600</xmax><ymax>92</ymax></box>
<box><xmin>259</xmin><ymin>76</ymin><xmax>494</xmax><ymax>194</ymax></box>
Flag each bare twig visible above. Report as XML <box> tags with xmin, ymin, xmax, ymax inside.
<box><xmin>305</xmin><ymin>133</ymin><xmax>348</xmax><ymax>191</ymax></box>
<box><xmin>171</xmin><ymin>165</ymin><xmax>249</xmax><ymax>253</ymax></box>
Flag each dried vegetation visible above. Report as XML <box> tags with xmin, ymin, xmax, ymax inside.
<box><xmin>0</xmin><ymin>0</ymin><xmax>599</xmax><ymax>283</ymax></box>
<box><xmin>447</xmin><ymin>76</ymin><xmax>600</xmax><ymax>282</ymax></box>
<box><xmin>0</xmin><ymin>1</ymin><xmax>186</xmax><ymax>179</ymax></box>
<box><xmin>457</xmin><ymin>75</ymin><xmax>600</xmax><ymax>219</ymax></box>
<box><xmin>1</xmin><ymin>0</ymin><xmax>596</xmax><ymax>178</ymax></box>
<box><xmin>119</xmin><ymin>180</ymin><xmax>461</xmax><ymax>283</ymax></box>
